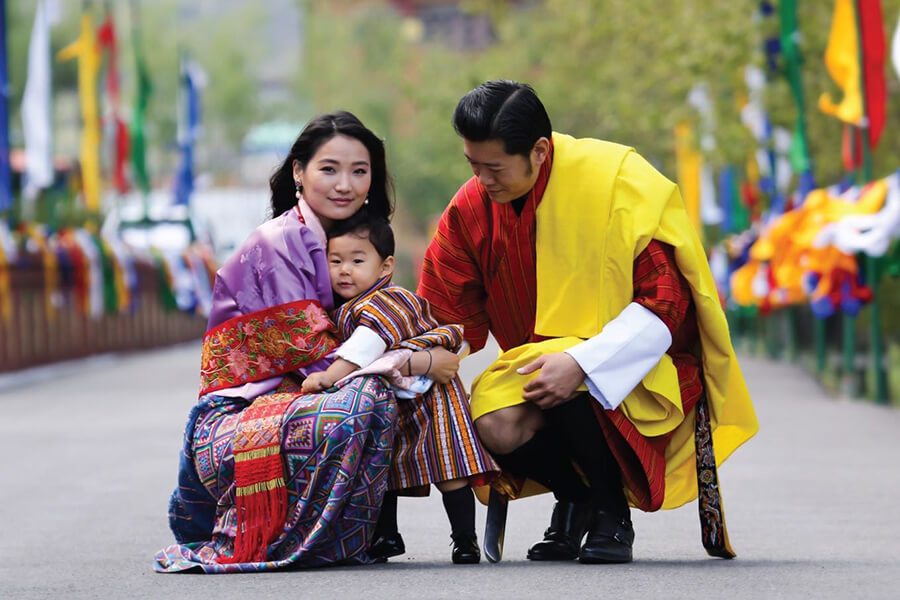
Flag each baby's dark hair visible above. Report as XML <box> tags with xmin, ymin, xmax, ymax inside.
<box><xmin>327</xmin><ymin>214</ymin><xmax>395</xmax><ymax>260</ymax></box>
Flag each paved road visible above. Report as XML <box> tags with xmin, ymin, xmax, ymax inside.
<box><xmin>1</xmin><ymin>342</ymin><xmax>899</xmax><ymax>599</ymax></box>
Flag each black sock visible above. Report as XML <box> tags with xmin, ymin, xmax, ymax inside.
<box><xmin>374</xmin><ymin>490</ymin><xmax>399</xmax><ymax>537</ymax></box>
<box><xmin>441</xmin><ymin>486</ymin><xmax>476</xmax><ymax>538</ymax></box>
<box><xmin>548</xmin><ymin>394</ymin><xmax>629</xmax><ymax>518</ymax></box>
<box><xmin>492</xmin><ymin>427</ymin><xmax>590</xmax><ymax>503</ymax></box>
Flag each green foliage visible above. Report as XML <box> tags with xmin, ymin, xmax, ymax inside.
<box><xmin>5</xmin><ymin>0</ymin><xmax>900</xmax><ymax>226</ymax></box>
<box><xmin>298</xmin><ymin>0</ymin><xmax>776</xmax><ymax>222</ymax></box>
<box><xmin>299</xmin><ymin>2</ymin><xmax>473</xmax><ymax>225</ymax></box>
<box><xmin>297</xmin><ymin>0</ymin><xmax>900</xmax><ymax>228</ymax></box>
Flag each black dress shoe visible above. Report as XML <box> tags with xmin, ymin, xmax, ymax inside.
<box><xmin>526</xmin><ymin>501</ymin><xmax>591</xmax><ymax>561</ymax></box>
<box><xmin>578</xmin><ymin>510</ymin><xmax>634</xmax><ymax>564</ymax></box>
<box><xmin>368</xmin><ymin>532</ymin><xmax>406</xmax><ymax>560</ymax></box>
<box><xmin>451</xmin><ymin>533</ymin><xmax>481</xmax><ymax>564</ymax></box>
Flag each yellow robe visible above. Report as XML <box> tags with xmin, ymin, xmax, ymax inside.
<box><xmin>471</xmin><ymin>133</ymin><xmax>758</xmax><ymax>510</ymax></box>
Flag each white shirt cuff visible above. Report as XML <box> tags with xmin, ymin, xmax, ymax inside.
<box><xmin>334</xmin><ymin>326</ymin><xmax>387</xmax><ymax>369</ymax></box>
<box><xmin>564</xmin><ymin>302</ymin><xmax>672</xmax><ymax>411</ymax></box>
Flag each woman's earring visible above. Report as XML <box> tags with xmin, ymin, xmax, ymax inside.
<box><xmin>364</xmin><ymin>195</ymin><xmax>369</xmax><ymax>205</ymax></box>
<box><xmin>295</xmin><ymin>181</ymin><xmax>303</xmax><ymax>199</ymax></box>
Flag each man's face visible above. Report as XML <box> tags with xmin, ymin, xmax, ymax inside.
<box><xmin>463</xmin><ymin>138</ymin><xmax>542</xmax><ymax>204</ymax></box>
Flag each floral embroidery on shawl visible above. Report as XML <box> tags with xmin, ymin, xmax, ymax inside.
<box><xmin>200</xmin><ymin>299</ymin><xmax>338</xmax><ymax>396</ymax></box>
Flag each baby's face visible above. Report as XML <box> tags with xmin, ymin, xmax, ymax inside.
<box><xmin>327</xmin><ymin>233</ymin><xmax>393</xmax><ymax>300</ymax></box>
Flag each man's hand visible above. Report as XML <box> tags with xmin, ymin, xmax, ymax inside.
<box><xmin>518</xmin><ymin>352</ymin><xmax>586</xmax><ymax>409</ymax></box>
<box><xmin>301</xmin><ymin>371</ymin><xmax>334</xmax><ymax>394</ymax></box>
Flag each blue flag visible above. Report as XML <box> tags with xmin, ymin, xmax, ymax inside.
<box><xmin>173</xmin><ymin>56</ymin><xmax>204</xmax><ymax>207</ymax></box>
<box><xmin>0</xmin><ymin>0</ymin><xmax>12</xmax><ymax>213</ymax></box>
<box><xmin>718</xmin><ymin>166</ymin><xmax>735</xmax><ymax>234</ymax></box>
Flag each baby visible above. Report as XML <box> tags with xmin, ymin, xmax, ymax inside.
<box><xmin>301</xmin><ymin>217</ymin><xmax>497</xmax><ymax>564</ymax></box>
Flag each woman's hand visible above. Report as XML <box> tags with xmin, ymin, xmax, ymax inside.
<box><xmin>301</xmin><ymin>371</ymin><xmax>334</xmax><ymax>394</ymax></box>
<box><xmin>410</xmin><ymin>347</ymin><xmax>459</xmax><ymax>384</ymax></box>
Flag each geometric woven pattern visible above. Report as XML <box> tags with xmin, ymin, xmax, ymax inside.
<box><xmin>155</xmin><ymin>375</ymin><xmax>396</xmax><ymax>572</ymax></box>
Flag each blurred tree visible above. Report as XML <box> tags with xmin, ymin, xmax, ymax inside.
<box><xmin>192</xmin><ymin>4</ymin><xmax>268</xmax><ymax>171</ymax></box>
<box><xmin>298</xmin><ymin>0</ymin><xmax>900</xmax><ymax>227</ymax></box>
<box><xmin>4</xmin><ymin>0</ymin><xmax>900</xmax><ymax>208</ymax></box>
<box><xmin>131</xmin><ymin>0</ymin><xmax>268</xmax><ymax>179</ymax></box>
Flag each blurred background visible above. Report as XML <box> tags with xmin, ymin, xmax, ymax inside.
<box><xmin>3</xmin><ymin>0</ymin><xmax>900</xmax><ymax>404</ymax></box>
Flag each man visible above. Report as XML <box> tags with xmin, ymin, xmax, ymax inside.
<box><xmin>418</xmin><ymin>80</ymin><xmax>758</xmax><ymax>564</ymax></box>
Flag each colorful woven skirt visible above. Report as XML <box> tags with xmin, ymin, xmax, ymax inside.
<box><xmin>390</xmin><ymin>375</ymin><xmax>498</xmax><ymax>494</ymax></box>
<box><xmin>155</xmin><ymin>375</ymin><xmax>396</xmax><ymax>573</ymax></box>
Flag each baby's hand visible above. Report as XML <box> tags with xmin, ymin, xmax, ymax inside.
<box><xmin>301</xmin><ymin>372</ymin><xmax>333</xmax><ymax>393</ymax></box>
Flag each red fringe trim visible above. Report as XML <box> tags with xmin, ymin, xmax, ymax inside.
<box><xmin>219</xmin><ymin>444</ymin><xmax>287</xmax><ymax>564</ymax></box>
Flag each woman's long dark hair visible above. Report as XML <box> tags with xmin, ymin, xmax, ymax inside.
<box><xmin>269</xmin><ymin>111</ymin><xmax>394</xmax><ymax>222</ymax></box>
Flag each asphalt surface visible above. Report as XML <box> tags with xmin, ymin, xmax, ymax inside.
<box><xmin>1</xmin><ymin>340</ymin><xmax>899</xmax><ymax>599</ymax></box>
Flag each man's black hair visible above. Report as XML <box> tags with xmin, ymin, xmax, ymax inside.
<box><xmin>327</xmin><ymin>214</ymin><xmax>395</xmax><ymax>260</ymax></box>
<box><xmin>452</xmin><ymin>79</ymin><xmax>552</xmax><ymax>158</ymax></box>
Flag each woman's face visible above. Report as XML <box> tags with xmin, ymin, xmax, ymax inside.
<box><xmin>294</xmin><ymin>135</ymin><xmax>372</xmax><ymax>230</ymax></box>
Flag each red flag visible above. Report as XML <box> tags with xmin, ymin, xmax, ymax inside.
<box><xmin>857</xmin><ymin>0</ymin><xmax>887</xmax><ymax>148</ymax></box>
<box><xmin>97</xmin><ymin>15</ymin><xmax>130</xmax><ymax>193</ymax></box>
<box><xmin>842</xmin><ymin>124</ymin><xmax>863</xmax><ymax>170</ymax></box>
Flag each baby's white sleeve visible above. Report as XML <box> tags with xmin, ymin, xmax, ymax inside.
<box><xmin>334</xmin><ymin>326</ymin><xmax>388</xmax><ymax>369</ymax></box>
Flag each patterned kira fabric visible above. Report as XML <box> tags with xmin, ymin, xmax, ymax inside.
<box><xmin>155</xmin><ymin>375</ymin><xmax>396</xmax><ymax>572</ymax></box>
<box><xmin>335</xmin><ymin>277</ymin><xmax>498</xmax><ymax>494</ymax></box>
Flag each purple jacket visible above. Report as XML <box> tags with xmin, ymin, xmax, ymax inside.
<box><xmin>208</xmin><ymin>205</ymin><xmax>334</xmax><ymax>398</ymax></box>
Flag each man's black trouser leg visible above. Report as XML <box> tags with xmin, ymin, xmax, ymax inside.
<box><xmin>546</xmin><ymin>393</ymin><xmax>629</xmax><ymax>518</ymax></box>
<box><xmin>548</xmin><ymin>393</ymin><xmax>634</xmax><ymax>563</ymax></box>
<box><xmin>491</xmin><ymin>425</ymin><xmax>591</xmax><ymax>561</ymax></box>
<box><xmin>491</xmin><ymin>427</ymin><xmax>589</xmax><ymax>503</ymax></box>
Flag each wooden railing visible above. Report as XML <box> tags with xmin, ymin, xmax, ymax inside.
<box><xmin>0</xmin><ymin>253</ymin><xmax>206</xmax><ymax>372</ymax></box>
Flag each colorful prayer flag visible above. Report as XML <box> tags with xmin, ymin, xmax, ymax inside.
<box><xmin>674</xmin><ymin>122</ymin><xmax>702</xmax><ymax>237</ymax></box>
<box><xmin>97</xmin><ymin>13</ymin><xmax>130</xmax><ymax>194</ymax></box>
<box><xmin>819</xmin><ymin>0</ymin><xmax>864</xmax><ymax>125</ymax></box>
<box><xmin>856</xmin><ymin>0</ymin><xmax>887</xmax><ymax>149</ymax></box>
<box><xmin>0</xmin><ymin>0</ymin><xmax>11</xmax><ymax>213</ymax></box>
<box><xmin>21</xmin><ymin>0</ymin><xmax>55</xmax><ymax>201</ymax></box>
<box><xmin>892</xmin><ymin>11</ymin><xmax>900</xmax><ymax>82</ymax></box>
<box><xmin>0</xmin><ymin>221</ymin><xmax>14</xmax><ymax>322</ymax></box>
<box><xmin>58</xmin><ymin>13</ymin><xmax>102</xmax><ymax>212</ymax></box>
<box><xmin>778</xmin><ymin>0</ymin><xmax>813</xmax><ymax>175</ymax></box>
<box><xmin>130</xmin><ymin>17</ymin><xmax>152</xmax><ymax>194</ymax></box>
<box><xmin>173</xmin><ymin>56</ymin><xmax>205</xmax><ymax>206</ymax></box>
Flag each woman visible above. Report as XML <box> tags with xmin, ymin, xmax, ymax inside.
<box><xmin>154</xmin><ymin>112</ymin><xmax>458</xmax><ymax>573</ymax></box>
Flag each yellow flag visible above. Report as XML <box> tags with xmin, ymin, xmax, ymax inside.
<box><xmin>58</xmin><ymin>14</ymin><xmax>102</xmax><ymax>212</ymax></box>
<box><xmin>818</xmin><ymin>0</ymin><xmax>863</xmax><ymax>124</ymax></box>
<box><xmin>674</xmin><ymin>122</ymin><xmax>703</xmax><ymax>238</ymax></box>
<box><xmin>0</xmin><ymin>242</ymin><xmax>11</xmax><ymax>325</ymax></box>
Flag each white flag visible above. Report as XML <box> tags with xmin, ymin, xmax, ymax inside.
<box><xmin>21</xmin><ymin>0</ymin><xmax>55</xmax><ymax>200</ymax></box>
<box><xmin>700</xmin><ymin>163</ymin><xmax>723</xmax><ymax>225</ymax></box>
<box><xmin>892</xmin><ymin>12</ymin><xmax>900</xmax><ymax>82</ymax></box>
